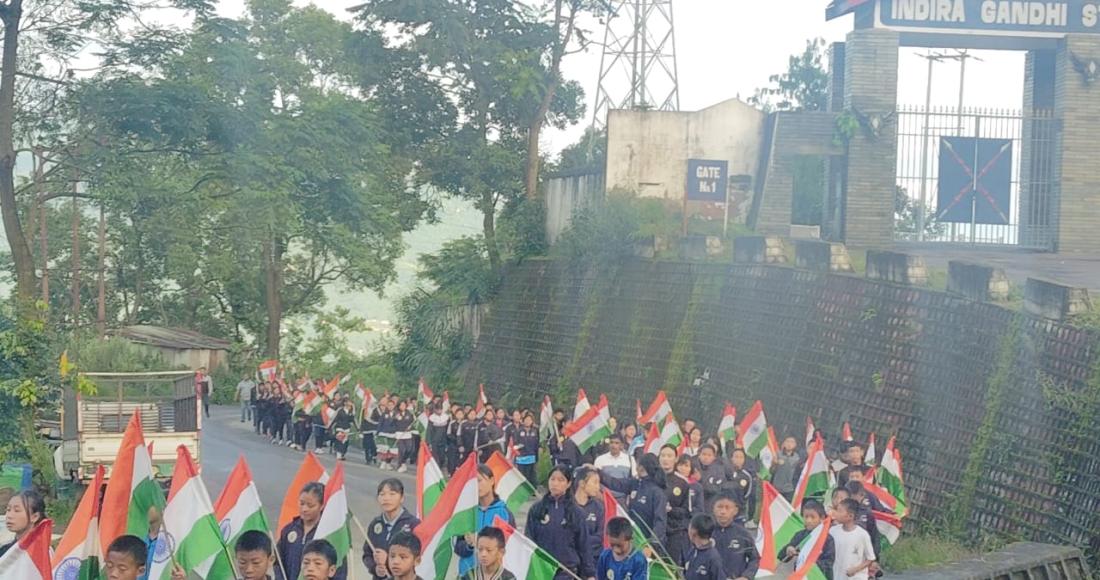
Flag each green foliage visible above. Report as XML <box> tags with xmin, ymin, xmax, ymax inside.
<box><xmin>750</xmin><ymin>38</ymin><xmax>830</xmax><ymax>113</ymax></box>
<box><xmin>880</xmin><ymin>534</ymin><xmax>975</xmax><ymax>572</ymax></box>
<box><xmin>68</xmin><ymin>336</ymin><xmax>177</xmax><ymax>373</ymax></box>
<box><xmin>498</xmin><ymin>196</ymin><xmax>548</xmax><ymax>263</ymax></box>
<box><xmin>553</xmin><ymin>194</ymin><xmax>646</xmax><ymax>267</ymax></box>
<box><xmin>791</xmin><ymin>156</ymin><xmax>825</xmax><ymax>226</ymax></box>
<box><xmin>553</xmin><ymin>127</ymin><xmax>606</xmax><ymax>173</ymax></box>
<box><xmin>895</xmin><ymin>186</ymin><xmax>947</xmax><ymax>240</ymax></box>
<box><xmin>833</xmin><ymin>110</ymin><xmax>860</xmax><ymax>146</ymax></box>
<box><xmin>418</xmin><ymin>237</ymin><xmax>498</xmax><ymax>304</ymax></box>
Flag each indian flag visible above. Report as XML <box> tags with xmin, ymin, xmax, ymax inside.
<box><xmin>865</xmin><ymin>432</ymin><xmax>877</xmax><ymax>466</ymax></box>
<box><xmin>417</xmin><ymin>440</ymin><xmax>446</xmax><ymax>518</ymax></box>
<box><xmin>415</xmin><ymin>455</ymin><xmax>480</xmax><ymax>580</ymax></box>
<box><xmin>99</xmin><ymin>411</ymin><xmax>166</xmax><ymax>552</ymax></box>
<box><xmin>277</xmin><ymin>452</ymin><xmax>329</xmax><ymax>533</ymax></box>
<box><xmin>147</xmin><ymin>446</ymin><xmax>231</xmax><ymax>580</ymax></box>
<box><xmin>418</xmin><ymin>378</ymin><xmax>434</xmax><ymax>406</ymax></box>
<box><xmin>842</xmin><ymin>422</ymin><xmax>853</xmax><ymax>442</ymax></box>
<box><xmin>52</xmin><ymin>466</ymin><xmax>104</xmax><ymax>580</ymax></box>
<box><xmin>755</xmin><ymin>482</ymin><xmax>804</xmax><ymax>575</ymax></box>
<box><xmin>320</xmin><ymin>403</ymin><xmax>338</xmax><ymax>428</ymax></box>
<box><xmin>792</xmin><ymin>436</ymin><xmax>830</xmax><ymax>510</ymax></box>
<box><xmin>315</xmin><ymin>463</ymin><xmax>352</xmax><ymax>567</ymax></box>
<box><xmin>441</xmin><ymin>391</ymin><xmax>451</xmax><ymax>413</ymax></box>
<box><xmin>805</xmin><ymin>416</ymin><xmax>816</xmax><ymax>449</ymax></box>
<box><xmin>492</xmin><ymin>516</ymin><xmax>561</xmax><ymax>580</ymax></box>
<box><xmin>563</xmin><ymin>394</ymin><xmax>611</xmax><ymax>453</ymax></box>
<box><xmin>601</xmin><ymin>490</ymin><xmax>650</xmax><ymax>550</ymax></box>
<box><xmin>475</xmin><ymin>384</ymin><xmax>489</xmax><ymax>417</ymax></box>
<box><xmin>874</xmin><ymin>509</ymin><xmax>902</xmax><ymax>547</ymax></box>
<box><xmin>295</xmin><ymin>390</ymin><xmax>322</xmax><ymax>415</ymax></box>
<box><xmin>789</xmin><ymin>518</ymin><xmax>832</xmax><ymax>580</ymax></box>
<box><xmin>356</xmin><ymin>386</ymin><xmax>377</xmax><ymax>423</ymax></box>
<box><xmin>539</xmin><ymin>396</ymin><xmax>557</xmax><ymax>441</ymax></box>
<box><xmin>258</xmin><ymin>359</ymin><xmax>278</xmax><ymax>382</ymax></box>
<box><xmin>863</xmin><ymin>479</ymin><xmax>903</xmax><ymax>518</ymax></box>
<box><xmin>738</xmin><ymin>401</ymin><xmax>768</xmax><ymax>458</ymax></box>
<box><xmin>717</xmin><ymin>403</ymin><xmax>737</xmax><ymax>448</ymax></box>
<box><xmin>320</xmin><ymin>375</ymin><xmax>341</xmax><ymax>398</ymax></box>
<box><xmin>642</xmin><ymin>415</ymin><xmax>682</xmax><ymax>455</ymax></box>
<box><xmin>486</xmin><ymin>451</ymin><xmax>536</xmax><ymax>513</ymax></box>
<box><xmin>573</xmin><ymin>388</ymin><xmax>590</xmax><ymax>420</ymax></box>
<box><xmin>877</xmin><ymin>436</ymin><xmax>908</xmax><ymax>517</ymax></box>
<box><xmin>213</xmin><ymin>456</ymin><xmax>269</xmax><ymax>547</ymax></box>
<box><xmin>758</xmin><ymin>426</ymin><xmax>779</xmax><ymax>481</ymax></box>
<box><xmin>639</xmin><ymin>391</ymin><xmax>672</xmax><ymax>425</ymax></box>
<box><xmin>0</xmin><ymin>519</ymin><xmax>51</xmax><ymax>579</ymax></box>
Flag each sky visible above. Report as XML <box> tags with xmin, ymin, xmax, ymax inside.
<box><xmin>215</xmin><ymin>0</ymin><xmax>1025</xmax><ymax>155</ymax></box>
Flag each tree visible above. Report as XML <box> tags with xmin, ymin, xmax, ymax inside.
<box><xmin>750</xmin><ymin>38</ymin><xmax>830</xmax><ymax>113</ymax></box>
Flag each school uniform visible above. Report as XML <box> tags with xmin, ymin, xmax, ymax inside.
<box><xmin>666</xmin><ymin>473</ymin><xmax>702</xmax><ymax>565</ymax></box>
<box><xmin>596</xmin><ymin>548</ymin><xmax>649</xmax><ymax>580</ymax></box>
<box><xmin>683</xmin><ymin>541</ymin><xmax>724</xmax><ymax>580</ymax></box>
<box><xmin>525</xmin><ymin>494</ymin><xmax>594</xmax><ymax>580</ymax></box>
<box><xmin>392</xmin><ymin>410</ymin><xmax>416</xmax><ymax>466</ymax></box>
<box><xmin>362</xmin><ymin>508</ymin><xmax>419</xmax><ymax>580</ymax></box>
<box><xmin>699</xmin><ymin>460</ymin><xmax>733</xmax><ymax>512</ymax></box>
<box><xmin>575</xmin><ymin>497</ymin><xmax>605</xmax><ymax>567</ymax></box>
<box><xmin>332</xmin><ymin>408</ymin><xmax>355</xmax><ymax>457</ymax></box>
<box><xmin>785</xmin><ymin>528</ymin><xmax>835</xmax><ymax>580</ymax></box>
<box><xmin>459</xmin><ymin>419</ymin><xmax>477</xmax><ymax>464</ymax></box>
<box><xmin>461</xmin><ymin>568</ymin><xmax>516</xmax><ymax>580</ymax></box>
<box><xmin>728</xmin><ymin>466</ymin><xmax>755</xmax><ymax>519</ymax></box>
<box><xmin>713</xmin><ymin>519</ymin><xmax>759</xmax><ymax>579</ymax></box>
<box><xmin>512</xmin><ymin>426</ymin><xmax>540</xmax><ymax>485</ymax></box>
<box><xmin>362</xmin><ymin>407</ymin><xmax>380</xmax><ymax>463</ymax></box>
<box><xmin>276</xmin><ymin>517</ymin><xmax>347</xmax><ymax>580</ymax></box>
<box><xmin>454</xmin><ymin>498</ymin><xmax>515</xmax><ymax>576</ymax></box>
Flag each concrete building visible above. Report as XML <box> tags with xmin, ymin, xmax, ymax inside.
<box><xmin>112</xmin><ymin>325</ymin><xmax>231</xmax><ymax>370</ymax></box>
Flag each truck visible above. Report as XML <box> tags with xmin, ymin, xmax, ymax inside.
<box><xmin>56</xmin><ymin>371</ymin><xmax>201</xmax><ymax>481</ymax></box>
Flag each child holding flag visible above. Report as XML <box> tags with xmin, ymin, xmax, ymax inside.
<box><xmin>277</xmin><ymin>482</ymin><xmax>347</xmax><ymax>580</ymax></box>
<box><xmin>104</xmin><ymin>535</ymin><xmax>149</xmax><ymax>580</ymax></box>
<box><xmin>572</xmin><ymin>467</ymin><xmax>606</xmax><ymax>567</ymax></box>
<box><xmin>783</xmin><ymin>500</ymin><xmax>835</xmax><ymax>579</ymax></box>
<box><xmin>234</xmin><ymin>530</ymin><xmax>278</xmax><ymax>580</ymax></box>
<box><xmin>301</xmin><ymin>540</ymin><xmax>340</xmax><ymax>580</ymax></box>
<box><xmin>462</xmin><ymin>527</ymin><xmax>517</xmax><ymax>580</ymax></box>
<box><xmin>362</xmin><ymin>479</ymin><xmax>419</xmax><ymax>580</ymax></box>
<box><xmin>710</xmin><ymin>490</ymin><xmax>757</xmax><ymax>579</ymax></box>
<box><xmin>829</xmin><ymin>499</ymin><xmax>876</xmax><ymax>580</ymax></box>
<box><xmin>525</xmin><ymin>466</ymin><xmax>594</xmax><ymax>580</ymax></box>
<box><xmin>454</xmin><ymin>465</ymin><xmax>516</xmax><ymax>577</ymax></box>
<box><xmin>597</xmin><ymin>517</ymin><xmax>649</xmax><ymax>580</ymax></box>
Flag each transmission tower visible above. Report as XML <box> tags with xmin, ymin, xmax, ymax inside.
<box><xmin>589</xmin><ymin>0</ymin><xmax>680</xmax><ymax>133</ymax></box>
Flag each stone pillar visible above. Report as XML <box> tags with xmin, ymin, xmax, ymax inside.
<box><xmin>843</xmin><ymin>29</ymin><xmax>899</xmax><ymax>248</ymax></box>
<box><xmin>824</xmin><ymin>42</ymin><xmax>848</xmax><ymax>242</ymax></box>
<box><xmin>1019</xmin><ymin>50</ymin><xmax>1056</xmax><ymax>249</ymax></box>
<box><xmin>828</xmin><ymin>42</ymin><xmax>847</xmax><ymax>113</ymax></box>
<box><xmin>1054</xmin><ymin>34</ymin><xmax>1100</xmax><ymax>253</ymax></box>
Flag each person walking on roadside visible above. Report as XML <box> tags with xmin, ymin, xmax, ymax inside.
<box><xmin>236</xmin><ymin>374</ymin><xmax>257</xmax><ymax>423</ymax></box>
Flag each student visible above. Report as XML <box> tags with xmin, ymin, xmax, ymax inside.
<box><xmin>683</xmin><ymin>515</ymin><xmax>724</xmax><ymax>580</ymax></box>
<box><xmin>144</xmin><ymin>505</ymin><xmax>164</xmax><ymax>580</ymax></box>
<box><xmin>772</xmin><ymin>436</ymin><xmax>803</xmax><ymax>502</ymax></box>
<box><xmin>462</xmin><ymin>527</ymin><xmax>516</xmax><ymax>580</ymax></box>
<box><xmin>293</xmin><ymin>401</ymin><xmax>313</xmax><ymax>451</ymax></box>
<box><xmin>783</xmin><ymin>500</ymin><xmax>834</xmax><ymax>580</ymax></box>
<box><xmin>362</xmin><ymin>399</ymin><xmax>381</xmax><ymax>465</ymax></box>
<box><xmin>525</xmin><ymin>466</ymin><xmax>594</xmax><ymax>579</ymax></box>
<box><xmin>594</xmin><ymin>434</ymin><xmax>635</xmax><ymax>501</ymax></box>
<box><xmin>331</xmin><ymin>398</ymin><xmax>356</xmax><ymax>460</ymax></box>
<box><xmin>828</xmin><ymin>488</ymin><xmax>850</xmax><ymax>521</ymax></box>
<box><xmin>572</xmin><ymin>466</ymin><xmax>606</xmax><ymax>567</ymax></box>
<box><xmin>363</xmin><ymin>479</ymin><xmax>420</xmax><ymax>580</ymax></box>
<box><xmin>0</xmin><ymin>490</ymin><xmax>46</xmax><ymax>558</ymax></box>
<box><xmin>843</xmin><ymin>481</ymin><xmax>882</xmax><ymax>560</ymax></box>
<box><xmin>236</xmin><ymin>530</ymin><xmax>278</xmax><ymax>580</ymax></box>
<box><xmin>666</xmin><ymin>455</ymin><xmax>701</xmax><ymax>565</ymax></box>
<box><xmin>301</xmin><ymin>539</ymin><xmax>339</xmax><ymax>580</ymax></box>
<box><xmin>104</xmin><ymin>535</ymin><xmax>149</xmax><ymax>580</ymax></box>
<box><xmin>512</xmin><ymin>412</ymin><xmax>540</xmax><ymax>485</ymax></box>
<box><xmin>602</xmin><ymin>454</ymin><xmax>668</xmax><ymax>547</ymax></box>
<box><xmin>277</xmin><ymin>482</ymin><xmax>347</xmax><ymax>580</ymax></box>
<box><xmin>448</xmin><ymin>408</ymin><xmax>467</xmax><ymax>474</ymax></box>
<box><xmin>683</xmin><ymin>427</ymin><xmax>704</xmax><ymax>457</ymax></box>
<box><xmin>727</xmin><ymin>448</ymin><xmax>755</xmax><ymax>520</ymax></box>
<box><xmin>428</xmin><ymin>402</ymin><xmax>451</xmax><ymax>465</ymax></box>
<box><xmin>656</xmin><ymin>445</ymin><xmax>678</xmax><ymax>475</ymax></box>
<box><xmin>455</xmin><ymin>465</ymin><xmax>516</xmax><ymax>576</ymax></box>
<box><xmin>829</xmin><ymin>499</ymin><xmax>876</xmax><ymax>580</ymax></box>
<box><xmin>392</xmin><ymin>400</ymin><xmax>416</xmax><ymax>472</ymax></box>
<box><xmin>710</xmin><ymin>490</ymin><xmax>758</xmax><ymax>580</ymax></box>
<box><xmin>478</xmin><ymin>410</ymin><xmax>504</xmax><ymax>462</ymax></box>
<box><xmin>386</xmin><ymin>532</ymin><xmax>424</xmax><ymax>580</ymax></box>
<box><xmin>697</xmin><ymin>445</ymin><xmax>731</xmax><ymax>512</ymax></box>
<box><xmin>597</xmin><ymin>517</ymin><xmax>649</xmax><ymax>580</ymax></box>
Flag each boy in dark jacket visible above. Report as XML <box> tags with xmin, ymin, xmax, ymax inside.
<box><xmin>784</xmin><ymin>500</ymin><xmax>835</xmax><ymax>579</ymax></box>
<box><xmin>711</xmin><ymin>490</ymin><xmax>758</xmax><ymax>579</ymax></box>
<box><xmin>683</xmin><ymin>515</ymin><xmax>725</xmax><ymax>580</ymax></box>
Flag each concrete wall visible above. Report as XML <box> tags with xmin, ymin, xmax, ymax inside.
<box><xmin>605</xmin><ymin>99</ymin><xmax>765</xmax><ymax>201</ymax></box>
<box><xmin>1053</xmin><ymin>34</ymin><xmax>1100</xmax><ymax>253</ymax></box>
<box><xmin>544</xmin><ymin>170</ymin><xmax>605</xmax><ymax>245</ymax></box>
<box><xmin>753</xmin><ymin>111</ymin><xmax>843</xmax><ymax>234</ymax></box>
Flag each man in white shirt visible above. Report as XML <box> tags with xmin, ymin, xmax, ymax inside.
<box><xmin>829</xmin><ymin>498</ymin><xmax>876</xmax><ymax>580</ymax></box>
<box><xmin>594</xmin><ymin>434</ymin><xmax>635</xmax><ymax>501</ymax></box>
<box><xmin>235</xmin><ymin>375</ymin><xmax>256</xmax><ymax>423</ymax></box>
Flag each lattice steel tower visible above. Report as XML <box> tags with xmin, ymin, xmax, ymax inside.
<box><xmin>590</xmin><ymin>0</ymin><xmax>680</xmax><ymax>132</ymax></box>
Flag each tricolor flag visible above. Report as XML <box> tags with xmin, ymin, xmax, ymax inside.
<box><xmin>789</xmin><ymin>519</ymin><xmax>832</xmax><ymax>580</ymax></box>
<box><xmin>755</xmin><ymin>482</ymin><xmax>803</xmax><ymax>575</ymax></box>
<box><xmin>416</xmin><ymin>440</ymin><xmax>446</xmax><ymax>519</ymax></box>
<box><xmin>491</xmin><ymin>516</ymin><xmax>561</xmax><ymax>580</ymax></box>
<box><xmin>320</xmin><ymin>403</ymin><xmax>338</xmax><ymax>428</ymax></box>
<box><xmin>639</xmin><ymin>391</ymin><xmax>672</xmax><ymax>425</ymax></box>
<box><xmin>415</xmin><ymin>455</ymin><xmax>480</xmax><ymax>579</ymax></box>
<box><xmin>635</xmin><ymin>399</ymin><xmax>643</xmax><ymax>425</ymax></box>
<box><xmin>258</xmin><ymin>359</ymin><xmax>278</xmax><ymax>382</ymax></box>
<box><xmin>873</xmin><ymin>510</ymin><xmax>902</xmax><ymax>547</ymax></box>
<box><xmin>315</xmin><ymin>463</ymin><xmax>352</xmax><ymax>568</ymax></box>
<box><xmin>601</xmin><ymin>490</ymin><xmax>650</xmax><ymax>550</ymax></box>
<box><xmin>562</xmin><ymin>394</ymin><xmax>611</xmax><ymax>453</ymax></box>
<box><xmin>805</xmin><ymin>416</ymin><xmax>816</xmax><ymax>449</ymax></box>
<box><xmin>52</xmin><ymin>466</ymin><xmax>104</xmax><ymax>579</ymax></box>
<box><xmin>539</xmin><ymin>396</ymin><xmax>557</xmax><ymax>441</ymax></box>
<box><xmin>0</xmin><ymin>519</ymin><xmax>52</xmax><ymax>579</ymax></box>
<box><xmin>717</xmin><ymin>403</ymin><xmax>737</xmax><ymax>449</ymax></box>
<box><xmin>212</xmin><ymin>457</ymin><xmax>270</xmax><ymax>547</ymax></box>
<box><xmin>863</xmin><ymin>479</ymin><xmax>904</xmax><ymax>519</ymax></box>
<box><xmin>321</xmin><ymin>375</ymin><xmax>341</xmax><ymax>398</ymax></box>
<box><xmin>842</xmin><ymin>422</ymin><xmax>853</xmax><ymax>442</ymax></box>
<box><xmin>277</xmin><ymin>452</ymin><xmax>329</xmax><ymax>533</ymax></box>
<box><xmin>792</xmin><ymin>436</ymin><xmax>830</xmax><ymax>510</ymax></box>
<box><xmin>573</xmin><ymin>388</ymin><xmax>590</xmax><ymax>420</ymax></box>
<box><xmin>737</xmin><ymin>401</ymin><xmax>768</xmax><ymax>458</ymax></box>
<box><xmin>643</xmin><ymin>415</ymin><xmax>683</xmax><ymax>455</ymax></box>
<box><xmin>475</xmin><ymin>384</ymin><xmax>489</xmax><ymax>418</ymax></box>
<box><xmin>865</xmin><ymin>432</ymin><xmax>877</xmax><ymax>466</ymax></box>
<box><xmin>356</xmin><ymin>386</ymin><xmax>378</xmax><ymax>423</ymax></box>
<box><xmin>294</xmin><ymin>389</ymin><xmax>322</xmax><ymax>415</ymax></box>
<box><xmin>441</xmin><ymin>391</ymin><xmax>451</xmax><ymax>413</ymax></box>
<box><xmin>147</xmin><ymin>446</ymin><xmax>231</xmax><ymax>580</ymax></box>
<box><xmin>99</xmin><ymin>411</ymin><xmax>165</xmax><ymax>552</ymax></box>
<box><xmin>418</xmin><ymin>378</ymin><xmax>434</xmax><ymax>406</ymax></box>
<box><xmin>758</xmin><ymin>426</ymin><xmax>779</xmax><ymax>481</ymax></box>
<box><xmin>486</xmin><ymin>451</ymin><xmax>536</xmax><ymax>513</ymax></box>
<box><xmin>877</xmin><ymin>436</ymin><xmax>908</xmax><ymax>517</ymax></box>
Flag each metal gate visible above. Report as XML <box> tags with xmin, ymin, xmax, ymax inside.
<box><xmin>895</xmin><ymin>106</ymin><xmax>1058</xmax><ymax>249</ymax></box>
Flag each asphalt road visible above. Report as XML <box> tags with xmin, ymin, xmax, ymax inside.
<box><xmin>200</xmin><ymin>405</ymin><xmax>414</xmax><ymax>577</ymax></box>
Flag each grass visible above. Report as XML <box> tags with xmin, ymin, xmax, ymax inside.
<box><xmin>880</xmin><ymin>534</ymin><xmax>976</xmax><ymax>572</ymax></box>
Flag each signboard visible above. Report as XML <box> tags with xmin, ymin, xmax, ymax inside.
<box><xmin>686</xmin><ymin>159</ymin><xmax>729</xmax><ymax>202</ymax></box>
<box><xmin>874</xmin><ymin>0</ymin><xmax>1100</xmax><ymax>36</ymax></box>
<box><xmin>936</xmin><ymin>137</ymin><xmax>1012</xmax><ymax>224</ymax></box>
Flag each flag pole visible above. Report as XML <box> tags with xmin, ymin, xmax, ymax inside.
<box><xmin>351</xmin><ymin>513</ymin><xmax>379</xmax><ymax>553</ymax></box>
<box><xmin>631</xmin><ymin>512</ymin><xmax>682</xmax><ymax>580</ymax></box>
<box><xmin>270</xmin><ymin>529</ymin><xmax>290</xmax><ymax>579</ymax></box>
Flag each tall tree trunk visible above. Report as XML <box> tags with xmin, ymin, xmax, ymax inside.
<box><xmin>481</xmin><ymin>190</ymin><xmax>500</xmax><ymax>273</ymax></box>
<box><xmin>523</xmin><ymin>0</ymin><xmax>575</xmax><ymax>200</ymax></box>
<box><xmin>70</xmin><ymin>194</ymin><xmax>81</xmax><ymax>323</ymax></box>
<box><xmin>0</xmin><ymin>0</ymin><xmax>37</xmax><ymax>303</ymax></box>
<box><xmin>36</xmin><ymin>150</ymin><xmax>48</xmax><ymax>302</ymax></box>
<box><xmin>96</xmin><ymin>204</ymin><xmax>106</xmax><ymax>337</ymax></box>
<box><xmin>263</xmin><ymin>234</ymin><xmax>284</xmax><ymax>357</ymax></box>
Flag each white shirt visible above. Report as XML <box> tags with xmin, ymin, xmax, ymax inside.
<box><xmin>830</xmin><ymin>524</ymin><xmax>876</xmax><ymax>580</ymax></box>
<box><xmin>429</xmin><ymin>412</ymin><xmax>450</xmax><ymax>427</ymax></box>
<box><xmin>594</xmin><ymin>451</ymin><xmax>636</xmax><ymax>479</ymax></box>
<box><xmin>236</xmin><ymin>379</ymin><xmax>255</xmax><ymax>399</ymax></box>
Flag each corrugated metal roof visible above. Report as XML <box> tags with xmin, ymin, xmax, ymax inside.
<box><xmin>113</xmin><ymin>325</ymin><xmax>232</xmax><ymax>351</ymax></box>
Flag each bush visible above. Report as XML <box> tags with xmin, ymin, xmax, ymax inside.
<box><xmin>880</xmin><ymin>534</ymin><xmax>975</xmax><ymax>572</ymax></box>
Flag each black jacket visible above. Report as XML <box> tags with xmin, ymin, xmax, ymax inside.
<box><xmin>683</xmin><ymin>542</ymin><xmax>725</xmax><ymax>580</ymax></box>
<box><xmin>785</xmin><ymin>528</ymin><xmax>835</xmax><ymax>580</ymax></box>
<box><xmin>277</xmin><ymin>517</ymin><xmax>347</xmax><ymax>580</ymax></box>
<box><xmin>713</xmin><ymin>520</ymin><xmax>759</xmax><ymax>578</ymax></box>
<box><xmin>524</xmin><ymin>494</ymin><xmax>594</xmax><ymax>578</ymax></box>
<box><xmin>513</xmin><ymin>427</ymin><xmax>540</xmax><ymax>459</ymax></box>
<box><xmin>361</xmin><ymin>509</ymin><xmax>420</xmax><ymax>580</ymax></box>
<box><xmin>700</xmin><ymin>461</ymin><xmax>733</xmax><ymax>510</ymax></box>
<box><xmin>601</xmin><ymin>473</ymin><xmax>668</xmax><ymax>545</ymax></box>
<box><xmin>667</xmin><ymin>473</ymin><xmax>703</xmax><ymax>533</ymax></box>
<box><xmin>576</xmin><ymin>497</ymin><xmax>605</xmax><ymax>567</ymax></box>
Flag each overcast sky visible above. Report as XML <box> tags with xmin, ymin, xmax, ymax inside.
<box><xmin>219</xmin><ymin>0</ymin><xmax>1024</xmax><ymax>154</ymax></box>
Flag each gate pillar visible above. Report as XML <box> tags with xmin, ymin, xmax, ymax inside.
<box><xmin>1053</xmin><ymin>34</ymin><xmax>1100</xmax><ymax>253</ymax></box>
<box><xmin>842</xmin><ymin>28</ymin><xmax>899</xmax><ymax>248</ymax></box>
